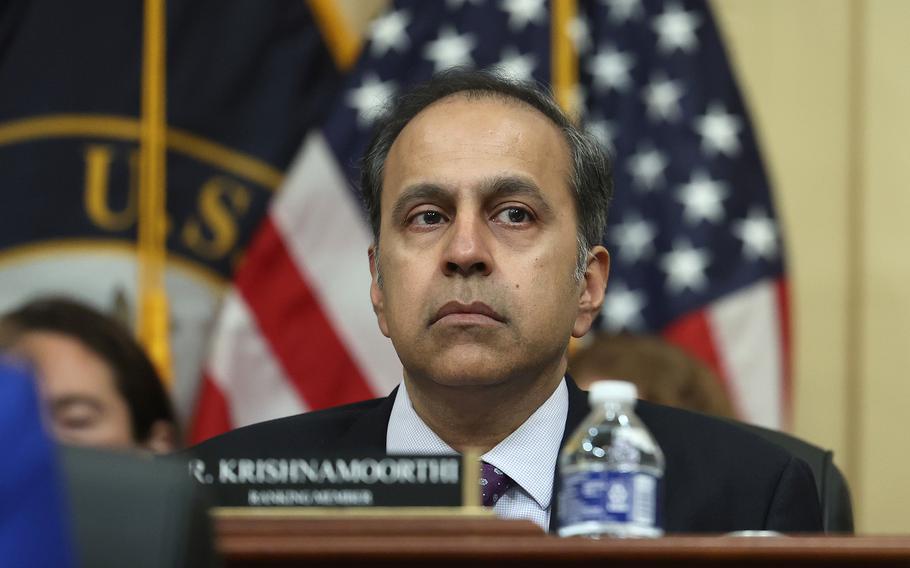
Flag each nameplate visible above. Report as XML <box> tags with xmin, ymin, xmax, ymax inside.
<box><xmin>187</xmin><ymin>454</ymin><xmax>464</xmax><ymax>507</ymax></box>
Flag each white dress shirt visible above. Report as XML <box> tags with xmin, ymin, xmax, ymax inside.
<box><xmin>386</xmin><ymin>378</ymin><xmax>569</xmax><ymax>530</ymax></box>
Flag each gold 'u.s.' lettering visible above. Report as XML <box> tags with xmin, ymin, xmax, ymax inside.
<box><xmin>181</xmin><ymin>176</ymin><xmax>251</xmax><ymax>260</ymax></box>
<box><xmin>83</xmin><ymin>144</ymin><xmax>138</xmax><ymax>231</ymax></box>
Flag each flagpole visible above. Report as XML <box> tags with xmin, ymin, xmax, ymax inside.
<box><xmin>138</xmin><ymin>0</ymin><xmax>172</xmax><ymax>386</ymax></box>
<box><xmin>552</xmin><ymin>0</ymin><xmax>578</xmax><ymax>119</ymax></box>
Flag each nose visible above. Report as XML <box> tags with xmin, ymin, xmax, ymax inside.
<box><xmin>441</xmin><ymin>214</ymin><xmax>493</xmax><ymax>277</ymax></box>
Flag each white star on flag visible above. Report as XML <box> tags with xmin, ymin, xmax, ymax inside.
<box><xmin>368</xmin><ymin>9</ymin><xmax>411</xmax><ymax>57</ymax></box>
<box><xmin>602</xmin><ymin>282</ymin><xmax>648</xmax><ymax>330</ymax></box>
<box><xmin>628</xmin><ymin>146</ymin><xmax>669</xmax><ymax>191</ymax></box>
<box><xmin>423</xmin><ymin>26</ymin><xmax>477</xmax><ymax>72</ymax></box>
<box><xmin>490</xmin><ymin>48</ymin><xmax>536</xmax><ymax>82</ymax></box>
<box><xmin>585</xmin><ymin>116</ymin><xmax>616</xmax><ymax>151</ymax></box>
<box><xmin>677</xmin><ymin>170</ymin><xmax>728</xmax><ymax>224</ymax></box>
<box><xmin>568</xmin><ymin>16</ymin><xmax>592</xmax><ymax>54</ymax></box>
<box><xmin>604</xmin><ymin>0</ymin><xmax>643</xmax><ymax>24</ymax></box>
<box><xmin>500</xmin><ymin>0</ymin><xmax>546</xmax><ymax>31</ymax></box>
<box><xmin>694</xmin><ymin>102</ymin><xmax>743</xmax><ymax>157</ymax></box>
<box><xmin>587</xmin><ymin>46</ymin><xmax>635</xmax><ymax>93</ymax></box>
<box><xmin>643</xmin><ymin>74</ymin><xmax>685</xmax><ymax>122</ymax></box>
<box><xmin>346</xmin><ymin>74</ymin><xmax>396</xmax><ymax>127</ymax></box>
<box><xmin>732</xmin><ymin>208</ymin><xmax>779</xmax><ymax>260</ymax></box>
<box><xmin>652</xmin><ymin>2</ymin><xmax>701</xmax><ymax>53</ymax></box>
<box><xmin>611</xmin><ymin>213</ymin><xmax>657</xmax><ymax>263</ymax></box>
<box><xmin>660</xmin><ymin>239</ymin><xmax>711</xmax><ymax>293</ymax></box>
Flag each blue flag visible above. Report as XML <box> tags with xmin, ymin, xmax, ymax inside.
<box><xmin>0</xmin><ymin>360</ymin><xmax>75</xmax><ymax>567</ymax></box>
<box><xmin>0</xmin><ymin>0</ymin><xmax>344</xmax><ymax>422</ymax></box>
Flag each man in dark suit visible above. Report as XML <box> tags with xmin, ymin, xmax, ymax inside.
<box><xmin>191</xmin><ymin>69</ymin><xmax>822</xmax><ymax>533</ymax></box>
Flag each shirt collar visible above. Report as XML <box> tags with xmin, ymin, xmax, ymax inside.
<box><xmin>386</xmin><ymin>378</ymin><xmax>569</xmax><ymax>510</ymax></box>
<box><xmin>386</xmin><ymin>380</ymin><xmax>455</xmax><ymax>455</ymax></box>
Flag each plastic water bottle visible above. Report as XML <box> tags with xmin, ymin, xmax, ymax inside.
<box><xmin>557</xmin><ymin>380</ymin><xmax>665</xmax><ymax>538</ymax></box>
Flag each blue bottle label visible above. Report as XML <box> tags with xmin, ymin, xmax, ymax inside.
<box><xmin>559</xmin><ymin>469</ymin><xmax>661</xmax><ymax>528</ymax></box>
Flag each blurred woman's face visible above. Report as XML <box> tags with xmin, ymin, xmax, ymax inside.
<box><xmin>12</xmin><ymin>331</ymin><xmax>135</xmax><ymax>449</ymax></box>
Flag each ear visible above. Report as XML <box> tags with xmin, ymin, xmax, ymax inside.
<box><xmin>369</xmin><ymin>245</ymin><xmax>391</xmax><ymax>338</ymax></box>
<box><xmin>572</xmin><ymin>245</ymin><xmax>610</xmax><ymax>338</ymax></box>
<box><xmin>141</xmin><ymin>419</ymin><xmax>178</xmax><ymax>454</ymax></box>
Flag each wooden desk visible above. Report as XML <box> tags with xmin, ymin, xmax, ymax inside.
<box><xmin>215</xmin><ymin>510</ymin><xmax>910</xmax><ymax>567</ymax></box>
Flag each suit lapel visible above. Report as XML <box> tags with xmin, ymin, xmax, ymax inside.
<box><xmin>548</xmin><ymin>376</ymin><xmax>590</xmax><ymax>532</ymax></box>
<box><xmin>335</xmin><ymin>387</ymin><xmax>399</xmax><ymax>452</ymax></box>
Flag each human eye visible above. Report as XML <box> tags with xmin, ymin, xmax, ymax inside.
<box><xmin>493</xmin><ymin>206</ymin><xmax>536</xmax><ymax>226</ymax></box>
<box><xmin>408</xmin><ymin>209</ymin><xmax>448</xmax><ymax>228</ymax></box>
<box><xmin>55</xmin><ymin>405</ymin><xmax>100</xmax><ymax>431</ymax></box>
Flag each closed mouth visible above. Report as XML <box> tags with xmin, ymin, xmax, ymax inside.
<box><xmin>431</xmin><ymin>301</ymin><xmax>506</xmax><ymax>325</ymax></box>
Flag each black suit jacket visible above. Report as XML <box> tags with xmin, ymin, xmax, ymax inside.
<box><xmin>190</xmin><ymin>378</ymin><xmax>822</xmax><ymax>533</ymax></box>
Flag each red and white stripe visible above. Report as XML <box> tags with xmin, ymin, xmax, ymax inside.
<box><xmin>664</xmin><ymin>278</ymin><xmax>790</xmax><ymax>430</ymax></box>
<box><xmin>190</xmin><ymin>133</ymin><xmax>402</xmax><ymax>443</ymax></box>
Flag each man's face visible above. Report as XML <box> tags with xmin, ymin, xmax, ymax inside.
<box><xmin>371</xmin><ymin>95</ymin><xmax>605</xmax><ymax>389</ymax></box>
<box><xmin>13</xmin><ymin>331</ymin><xmax>135</xmax><ymax>449</ymax></box>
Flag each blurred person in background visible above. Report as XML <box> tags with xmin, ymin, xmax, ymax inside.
<box><xmin>0</xmin><ymin>297</ymin><xmax>178</xmax><ymax>453</ymax></box>
<box><xmin>569</xmin><ymin>333</ymin><xmax>736</xmax><ymax>419</ymax></box>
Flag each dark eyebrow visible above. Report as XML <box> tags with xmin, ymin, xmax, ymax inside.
<box><xmin>477</xmin><ymin>175</ymin><xmax>555</xmax><ymax>217</ymax></box>
<box><xmin>390</xmin><ymin>183</ymin><xmax>454</xmax><ymax>224</ymax></box>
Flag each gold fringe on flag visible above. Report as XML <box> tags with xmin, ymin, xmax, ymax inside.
<box><xmin>308</xmin><ymin>0</ymin><xmax>363</xmax><ymax>72</ymax></box>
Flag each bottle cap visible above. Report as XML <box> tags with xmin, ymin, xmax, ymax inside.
<box><xmin>589</xmin><ymin>380</ymin><xmax>638</xmax><ymax>404</ymax></box>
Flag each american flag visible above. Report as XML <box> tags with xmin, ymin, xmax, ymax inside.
<box><xmin>583</xmin><ymin>0</ymin><xmax>789</xmax><ymax>428</ymax></box>
<box><xmin>191</xmin><ymin>0</ymin><xmax>789</xmax><ymax>441</ymax></box>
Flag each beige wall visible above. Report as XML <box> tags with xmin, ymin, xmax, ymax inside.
<box><xmin>339</xmin><ymin>0</ymin><xmax>909</xmax><ymax>533</ymax></box>
<box><xmin>854</xmin><ymin>0</ymin><xmax>910</xmax><ymax>534</ymax></box>
<box><xmin>711</xmin><ymin>0</ymin><xmax>855</xmax><ymax>517</ymax></box>
<box><xmin>714</xmin><ymin>0</ymin><xmax>910</xmax><ymax>534</ymax></box>
<box><xmin>712</xmin><ymin>0</ymin><xmax>852</xmax><ymax>464</ymax></box>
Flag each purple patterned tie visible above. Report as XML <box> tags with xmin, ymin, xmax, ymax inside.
<box><xmin>480</xmin><ymin>461</ymin><xmax>514</xmax><ymax>507</ymax></box>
